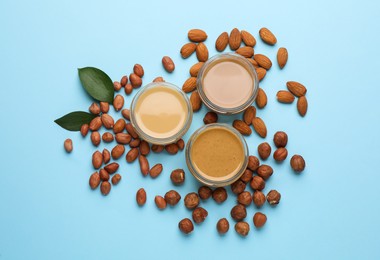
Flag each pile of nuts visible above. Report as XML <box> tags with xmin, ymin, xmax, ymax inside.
<box><xmin>62</xmin><ymin>27</ymin><xmax>308</xmax><ymax>237</ymax></box>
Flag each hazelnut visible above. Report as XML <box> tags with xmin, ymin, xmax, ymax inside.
<box><xmin>170</xmin><ymin>169</ymin><xmax>185</xmax><ymax>185</ymax></box>
<box><xmin>250</xmin><ymin>176</ymin><xmax>265</xmax><ymax>191</ymax></box>
<box><xmin>252</xmin><ymin>191</ymin><xmax>266</xmax><ymax>207</ymax></box>
<box><xmin>258</xmin><ymin>142</ymin><xmax>271</xmax><ymax>160</ymax></box>
<box><xmin>231</xmin><ymin>180</ymin><xmax>246</xmax><ymax>194</ymax></box>
<box><xmin>290</xmin><ymin>154</ymin><xmax>306</xmax><ymax>172</ymax></box>
<box><xmin>247</xmin><ymin>155</ymin><xmax>260</xmax><ymax>171</ymax></box>
<box><xmin>256</xmin><ymin>165</ymin><xmax>274</xmax><ymax>180</ymax></box>
<box><xmin>239</xmin><ymin>169</ymin><xmax>253</xmax><ymax>183</ymax></box>
<box><xmin>212</xmin><ymin>187</ymin><xmax>228</xmax><ymax>203</ymax></box>
<box><xmin>164</xmin><ymin>190</ymin><xmax>181</xmax><ymax>206</ymax></box>
<box><xmin>155</xmin><ymin>195</ymin><xmax>167</xmax><ymax>209</ymax></box>
<box><xmin>198</xmin><ymin>186</ymin><xmax>213</xmax><ymax>200</ymax></box>
<box><xmin>192</xmin><ymin>207</ymin><xmax>208</xmax><ymax>223</ymax></box>
<box><xmin>217</xmin><ymin>218</ymin><xmax>230</xmax><ymax>234</ymax></box>
<box><xmin>273</xmin><ymin>147</ymin><xmax>288</xmax><ymax>162</ymax></box>
<box><xmin>203</xmin><ymin>111</ymin><xmax>218</xmax><ymax>124</ymax></box>
<box><xmin>100</xmin><ymin>181</ymin><xmax>111</xmax><ymax>196</ymax></box>
<box><xmin>111</xmin><ymin>174</ymin><xmax>121</xmax><ymax>185</ymax></box>
<box><xmin>179</xmin><ymin>218</ymin><xmax>194</xmax><ymax>234</ymax></box>
<box><xmin>136</xmin><ymin>188</ymin><xmax>147</xmax><ymax>206</ymax></box>
<box><xmin>184</xmin><ymin>192</ymin><xmax>200</xmax><ymax>209</ymax></box>
<box><xmin>267</xmin><ymin>190</ymin><xmax>281</xmax><ymax>205</ymax></box>
<box><xmin>273</xmin><ymin>131</ymin><xmax>288</xmax><ymax>147</ymax></box>
<box><xmin>235</xmin><ymin>221</ymin><xmax>250</xmax><ymax>237</ymax></box>
<box><xmin>231</xmin><ymin>204</ymin><xmax>247</xmax><ymax>221</ymax></box>
<box><xmin>99</xmin><ymin>169</ymin><xmax>110</xmax><ymax>181</ymax></box>
<box><xmin>253</xmin><ymin>212</ymin><xmax>267</xmax><ymax>228</ymax></box>
<box><xmin>237</xmin><ymin>191</ymin><xmax>252</xmax><ymax>206</ymax></box>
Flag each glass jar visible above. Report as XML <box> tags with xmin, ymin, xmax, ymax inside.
<box><xmin>185</xmin><ymin>123</ymin><xmax>249</xmax><ymax>187</ymax></box>
<box><xmin>130</xmin><ymin>82</ymin><xmax>193</xmax><ymax>145</ymax></box>
<box><xmin>196</xmin><ymin>53</ymin><xmax>259</xmax><ymax>115</ymax></box>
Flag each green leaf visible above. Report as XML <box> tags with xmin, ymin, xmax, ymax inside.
<box><xmin>78</xmin><ymin>67</ymin><xmax>114</xmax><ymax>103</ymax></box>
<box><xmin>54</xmin><ymin>111</ymin><xmax>96</xmax><ymax>131</ymax></box>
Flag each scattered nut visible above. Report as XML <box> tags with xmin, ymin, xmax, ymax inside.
<box><xmin>149</xmin><ymin>163</ymin><xmax>163</xmax><ymax>178</ymax></box>
<box><xmin>212</xmin><ymin>187</ymin><xmax>228</xmax><ymax>203</ymax></box>
<box><xmin>111</xmin><ymin>174</ymin><xmax>121</xmax><ymax>185</ymax></box>
<box><xmin>99</xmin><ymin>169</ymin><xmax>110</xmax><ymax>181</ymax></box>
<box><xmin>164</xmin><ymin>190</ymin><xmax>181</xmax><ymax>206</ymax></box>
<box><xmin>91</xmin><ymin>131</ymin><xmax>101</xmax><ymax>146</ymax></box>
<box><xmin>253</xmin><ymin>212</ymin><xmax>267</xmax><ymax>228</ymax></box>
<box><xmin>267</xmin><ymin>190</ymin><xmax>281</xmax><ymax>205</ymax></box>
<box><xmin>250</xmin><ymin>176</ymin><xmax>265</xmax><ymax>191</ymax></box>
<box><xmin>155</xmin><ymin>195</ymin><xmax>167</xmax><ymax>209</ymax></box>
<box><xmin>256</xmin><ymin>165</ymin><xmax>274</xmax><ymax>180</ymax></box>
<box><xmin>100</xmin><ymin>102</ymin><xmax>109</xmax><ymax>113</ymax></box>
<box><xmin>184</xmin><ymin>192</ymin><xmax>200</xmax><ymax>209</ymax></box>
<box><xmin>80</xmin><ymin>124</ymin><xmax>89</xmax><ymax>137</ymax></box>
<box><xmin>273</xmin><ymin>131</ymin><xmax>288</xmax><ymax>148</ymax></box>
<box><xmin>136</xmin><ymin>188</ymin><xmax>147</xmax><ymax>206</ymax></box>
<box><xmin>179</xmin><ymin>218</ymin><xmax>194</xmax><ymax>234</ymax></box>
<box><xmin>198</xmin><ymin>186</ymin><xmax>212</xmax><ymax>200</ymax></box>
<box><xmin>151</xmin><ymin>144</ymin><xmax>164</xmax><ymax>153</ymax></box>
<box><xmin>192</xmin><ymin>207</ymin><xmax>208</xmax><ymax>223</ymax></box>
<box><xmin>217</xmin><ymin>218</ymin><xmax>229</xmax><ymax>234</ymax></box>
<box><xmin>100</xmin><ymin>181</ymin><xmax>111</xmax><ymax>196</ymax></box>
<box><xmin>104</xmin><ymin>162</ymin><xmax>119</xmax><ymax>174</ymax></box>
<box><xmin>89</xmin><ymin>172</ymin><xmax>100</xmax><ymax>189</ymax></box>
<box><xmin>253</xmin><ymin>191</ymin><xmax>266</xmax><ymax>207</ymax></box>
<box><xmin>237</xmin><ymin>191</ymin><xmax>252</xmax><ymax>206</ymax></box>
<box><xmin>64</xmin><ymin>139</ymin><xmax>73</xmax><ymax>153</ymax></box>
<box><xmin>162</xmin><ymin>56</ymin><xmax>175</xmax><ymax>73</ymax></box>
<box><xmin>258</xmin><ymin>142</ymin><xmax>271</xmax><ymax>160</ymax></box>
<box><xmin>102</xmin><ymin>149</ymin><xmax>110</xmax><ymax>164</ymax></box>
<box><xmin>170</xmin><ymin>169</ymin><xmax>185</xmax><ymax>185</ymax></box>
<box><xmin>247</xmin><ymin>155</ymin><xmax>260</xmax><ymax>171</ymax></box>
<box><xmin>239</xmin><ymin>169</ymin><xmax>253</xmax><ymax>183</ymax></box>
<box><xmin>290</xmin><ymin>155</ymin><xmax>306</xmax><ymax>172</ymax></box>
<box><xmin>133</xmin><ymin>64</ymin><xmax>144</xmax><ymax>78</ymax></box>
<box><xmin>203</xmin><ymin>112</ymin><xmax>218</xmax><ymax>124</ymax></box>
<box><xmin>235</xmin><ymin>221</ymin><xmax>250</xmax><ymax>237</ymax></box>
<box><xmin>231</xmin><ymin>180</ymin><xmax>246</xmax><ymax>195</ymax></box>
<box><xmin>273</xmin><ymin>147</ymin><xmax>288</xmax><ymax>162</ymax></box>
<box><xmin>89</xmin><ymin>103</ymin><xmax>100</xmax><ymax>115</ymax></box>
<box><xmin>231</xmin><ymin>204</ymin><xmax>247</xmax><ymax>221</ymax></box>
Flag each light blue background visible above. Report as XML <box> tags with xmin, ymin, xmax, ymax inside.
<box><xmin>1</xmin><ymin>0</ymin><xmax>379</xmax><ymax>259</ymax></box>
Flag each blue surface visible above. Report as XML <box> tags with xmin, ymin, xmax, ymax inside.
<box><xmin>1</xmin><ymin>0</ymin><xmax>380</xmax><ymax>259</ymax></box>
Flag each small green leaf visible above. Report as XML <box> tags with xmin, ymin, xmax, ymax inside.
<box><xmin>78</xmin><ymin>67</ymin><xmax>114</xmax><ymax>103</ymax></box>
<box><xmin>54</xmin><ymin>111</ymin><xmax>96</xmax><ymax>131</ymax></box>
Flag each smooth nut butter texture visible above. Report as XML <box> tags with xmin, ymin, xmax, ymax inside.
<box><xmin>203</xmin><ymin>60</ymin><xmax>253</xmax><ymax>108</ymax></box>
<box><xmin>190</xmin><ymin>127</ymin><xmax>245</xmax><ymax>179</ymax></box>
<box><xmin>134</xmin><ymin>86</ymin><xmax>188</xmax><ymax>138</ymax></box>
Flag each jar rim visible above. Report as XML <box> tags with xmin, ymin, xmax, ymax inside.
<box><xmin>185</xmin><ymin>123</ymin><xmax>249</xmax><ymax>187</ymax></box>
<box><xmin>196</xmin><ymin>53</ymin><xmax>259</xmax><ymax>115</ymax></box>
<box><xmin>130</xmin><ymin>82</ymin><xmax>193</xmax><ymax>145</ymax></box>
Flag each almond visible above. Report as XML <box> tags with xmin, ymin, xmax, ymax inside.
<box><xmin>91</xmin><ymin>131</ymin><xmax>100</xmax><ymax>146</ymax></box>
<box><xmin>297</xmin><ymin>96</ymin><xmax>308</xmax><ymax>117</ymax></box>
<box><xmin>102</xmin><ymin>149</ymin><xmax>110</xmax><ymax>164</ymax></box>
<box><xmin>120</xmin><ymin>76</ymin><xmax>128</xmax><ymax>86</ymax></box>
<box><xmin>180</xmin><ymin>43</ymin><xmax>197</xmax><ymax>58</ymax></box>
<box><xmin>64</xmin><ymin>139</ymin><xmax>73</xmax><ymax>153</ymax></box>
<box><xmin>162</xmin><ymin>56</ymin><xmax>175</xmax><ymax>73</ymax></box>
<box><xmin>102</xmin><ymin>132</ymin><xmax>114</xmax><ymax>142</ymax></box>
<box><xmin>236</xmin><ymin>46</ymin><xmax>254</xmax><ymax>58</ymax></box>
<box><xmin>92</xmin><ymin>150</ymin><xmax>103</xmax><ymax>169</ymax></box>
<box><xmin>89</xmin><ymin>116</ymin><xmax>102</xmax><ymax>131</ymax></box>
<box><xmin>153</xmin><ymin>76</ymin><xmax>165</xmax><ymax>83</ymax></box>
<box><xmin>252</xmin><ymin>117</ymin><xmax>267</xmax><ymax>138</ymax></box>
<box><xmin>229</xmin><ymin>28</ymin><xmax>241</xmax><ymax>50</ymax></box>
<box><xmin>80</xmin><ymin>124</ymin><xmax>89</xmax><ymax>137</ymax></box>
<box><xmin>121</xmin><ymin>109</ymin><xmax>130</xmax><ymax>121</ymax></box>
<box><xmin>113</xmin><ymin>94</ymin><xmax>124</xmax><ymax>111</ymax></box>
<box><xmin>150</xmin><ymin>163</ymin><xmax>163</xmax><ymax>178</ymax></box>
<box><xmin>277</xmin><ymin>90</ymin><xmax>295</xmax><ymax>103</ymax></box>
<box><xmin>233</xmin><ymin>120</ymin><xmax>252</xmax><ymax>136</ymax></box>
<box><xmin>165</xmin><ymin>143</ymin><xmax>179</xmax><ymax>155</ymax></box>
<box><xmin>125</xmin><ymin>123</ymin><xmax>138</xmax><ymax>139</ymax></box>
<box><xmin>286</xmin><ymin>81</ymin><xmax>307</xmax><ymax>97</ymax></box>
<box><xmin>139</xmin><ymin>140</ymin><xmax>150</xmax><ymax>156</ymax></box>
<box><xmin>115</xmin><ymin>133</ymin><xmax>132</xmax><ymax>144</ymax></box>
<box><xmin>113</xmin><ymin>119</ymin><xmax>126</xmax><ymax>133</ymax></box>
<box><xmin>241</xmin><ymin>30</ymin><xmax>256</xmax><ymax>47</ymax></box>
<box><xmin>133</xmin><ymin>64</ymin><xmax>144</xmax><ymax>77</ymax></box>
<box><xmin>126</xmin><ymin>148</ymin><xmax>139</xmax><ymax>163</ymax></box>
<box><xmin>124</xmin><ymin>83</ymin><xmax>133</xmax><ymax>95</ymax></box>
<box><xmin>89</xmin><ymin>172</ymin><xmax>101</xmax><ymax>189</ymax></box>
<box><xmin>104</xmin><ymin>162</ymin><xmax>119</xmax><ymax>174</ymax></box>
<box><xmin>113</xmin><ymin>81</ymin><xmax>122</xmax><ymax>91</ymax></box>
<box><xmin>100</xmin><ymin>102</ymin><xmax>109</xmax><ymax>113</ymax></box>
<box><xmin>188</xmin><ymin>29</ymin><xmax>207</xmax><ymax>42</ymax></box>
<box><xmin>277</xmin><ymin>47</ymin><xmax>288</xmax><ymax>69</ymax></box>
<box><xmin>129</xmin><ymin>73</ymin><xmax>142</xmax><ymax>88</ymax></box>
<box><xmin>215</xmin><ymin>32</ymin><xmax>229</xmax><ymax>52</ymax></box>
<box><xmin>111</xmin><ymin>144</ymin><xmax>125</xmax><ymax>159</ymax></box>
<box><xmin>259</xmin><ymin>27</ymin><xmax>277</xmax><ymax>45</ymax></box>
<box><xmin>89</xmin><ymin>103</ymin><xmax>100</xmax><ymax>115</ymax></box>
<box><xmin>190</xmin><ymin>62</ymin><xmax>204</xmax><ymax>77</ymax></box>
<box><xmin>138</xmin><ymin>155</ymin><xmax>149</xmax><ymax>176</ymax></box>
<box><xmin>255</xmin><ymin>67</ymin><xmax>267</xmax><ymax>81</ymax></box>
<box><xmin>247</xmin><ymin>58</ymin><xmax>259</xmax><ymax>68</ymax></box>
<box><xmin>254</xmin><ymin>54</ymin><xmax>272</xmax><ymax>70</ymax></box>
<box><xmin>182</xmin><ymin>77</ymin><xmax>197</xmax><ymax>93</ymax></box>
<box><xmin>101</xmin><ymin>114</ymin><xmax>114</xmax><ymax>129</ymax></box>
<box><xmin>190</xmin><ymin>91</ymin><xmax>202</xmax><ymax>112</ymax></box>
<box><xmin>243</xmin><ymin>106</ymin><xmax>256</xmax><ymax>125</ymax></box>
<box><xmin>256</xmin><ymin>88</ymin><xmax>267</xmax><ymax>109</ymax></box>
<box><xmin>152</xmin><ymin>144</ymin><xmax>164</xmax><ymax>153</ymax></box>
<box><xmin>196</xmin><ymin>43</ymin><xmax>208</xmax><ymax>62</ymax></box>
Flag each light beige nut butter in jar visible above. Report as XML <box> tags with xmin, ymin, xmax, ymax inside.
<box><xmin>130</xmin><ymin>82</ymin><xmax>193</xmax><ymax>145</ymax></box>
<box><xmin>197</xmin><ymin>53</ymin><xmax>259</xmax><ymax>114</ymax></box>
<box><xmin>185</xmin><ymin>124</ymin><xmax>249</xmax><ymax>187</ymax></box>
